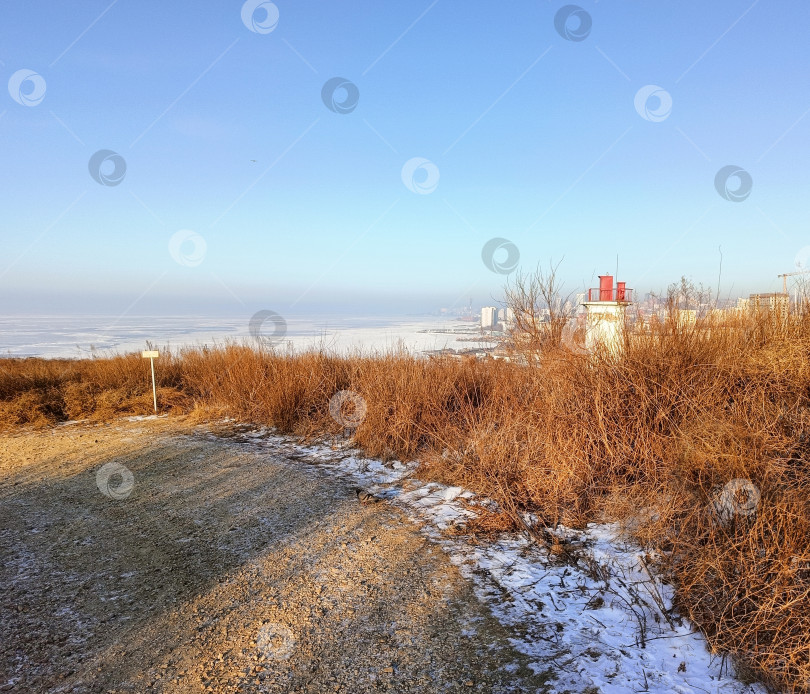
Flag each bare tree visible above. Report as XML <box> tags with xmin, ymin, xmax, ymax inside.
<box><xmin>667</xmin><ymin>277</ymin><xmax>712</xmax><ymax>309</ymax></box>
<box><xmin>504</xmin><ymin>260</ymin><xmax>576</xmax><ymax>360</ymax></box>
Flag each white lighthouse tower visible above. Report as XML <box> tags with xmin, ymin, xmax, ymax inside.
<box><xmin>581</xmin><ymin>274</ymin><xmax>632</xmax><ymax>354</ymax></box>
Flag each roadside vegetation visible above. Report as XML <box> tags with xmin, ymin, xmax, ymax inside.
<box><xmin>2</xmin><ymin>279</ymin><xmax>809</xmax><ymax>692</ymax></box>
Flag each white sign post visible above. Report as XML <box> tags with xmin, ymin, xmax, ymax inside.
<box><xmin>141</xmin><ymin>350</ymin><xmax>159</xmax><ymax>413</ymax></box>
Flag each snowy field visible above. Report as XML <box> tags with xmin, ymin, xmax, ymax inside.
<box><xmin>0</xmin><ymin>314</ymin><xmax>495</xmax><ymax>358</ymax></box>
<box><xmin>208</xmin><ymin>423</ymin><xmax>766</xmax><ymax>694</ymax></box>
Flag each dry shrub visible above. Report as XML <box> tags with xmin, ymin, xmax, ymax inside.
<box><xmin>0</xmin><ymin>389</ymin><xmax>63</xmax><ymax>430</ymax></box>
<box><xmin>0</xmin><ymin>351</ymin><xmax>187</xmax><ymax>426</ymax></box>
<box><xmin>179</xmin><ymin>345</ymin><xmax>349</xmax><ymax>435</ymax></box>
<box><xmin>351</xmin><ymin>354</ymin><xmax>504</xmax><ymax>460</ymax></box>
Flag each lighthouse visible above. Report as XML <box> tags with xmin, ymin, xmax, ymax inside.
<box><xmin>581</xmin><ymin>274</ymin><xmax>632</xmax><ymax>354</ymax></box>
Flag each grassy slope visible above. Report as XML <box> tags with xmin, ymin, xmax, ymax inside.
<box><xmin>1</xmin><ymin>312</ymin><xmax>809</xmax><ymax>691</ymax></box>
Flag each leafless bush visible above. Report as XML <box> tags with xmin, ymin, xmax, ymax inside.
<box><xmin>503</xmin><ymin>260</ymin><xmax>576</xmax><ymax>361</ymax></box>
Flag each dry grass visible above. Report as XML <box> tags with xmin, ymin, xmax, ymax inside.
<box><xmin>0</xmin><ymin>352</ymin><xmax>188</xmax><ymax>429</ymax></box>
<box><xmin>2</xmin><ymin>308</ymin><xmax>809</xmax><ymax>691</ymax></box>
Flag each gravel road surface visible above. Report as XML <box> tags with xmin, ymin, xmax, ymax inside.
<box><xmin>0</xmin><ymin>417</ymin><xmax>552</xmax><ymax>693</ymax></box>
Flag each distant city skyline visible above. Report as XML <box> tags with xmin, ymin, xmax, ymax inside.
<box><xmin>2</xmin><ymin>1</ymin><xmax>810</xmax><ymax>319</ymax></box>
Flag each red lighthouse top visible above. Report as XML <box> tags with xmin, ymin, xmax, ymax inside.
<box><xmin>586</xmin><ymin>275</ymin><xmax>633</xmax><ymax>303</ymax></box>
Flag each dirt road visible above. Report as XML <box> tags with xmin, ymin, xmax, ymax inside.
<box><xmin>0</xmin><ymin>417</ymin><xmax>551</xmax><ymax>693</ymax></box>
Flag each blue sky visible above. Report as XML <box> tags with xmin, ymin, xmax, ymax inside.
<box><xmin>2</xmin><ymin>0</ymin><xmax>810</xmax><ymax>316</ymax></box>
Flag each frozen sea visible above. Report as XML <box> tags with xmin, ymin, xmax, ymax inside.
<box><xmin>0</xmin><ymin>314</ymin><xmax>496</xmax><ymax>359</ymax></box>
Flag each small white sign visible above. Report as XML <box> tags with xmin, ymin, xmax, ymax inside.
<box><xmin>142</xmin><ymin>350</ymin><xmax>159</xmax><ymax>412</ymax></box>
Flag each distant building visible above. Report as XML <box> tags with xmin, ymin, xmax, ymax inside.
<box><xmin>481</xmin><ymin>306</ymin><xmax>498</xmax><ymax>329</ymax></box>
<box><xmin>497</xmin><ymin>307</ymin><xmax>515</xmax><ymax>324</ymax></box>
<box><xmin>749</xmin><ymin>292</ymin><xmax>789</xmax><ymax>321</ymax></box>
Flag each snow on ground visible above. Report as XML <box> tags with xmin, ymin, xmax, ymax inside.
<box><xmin>210</xmin><ymin>425</ymin><xmax>765</xmax><ymax>694</ymax></box>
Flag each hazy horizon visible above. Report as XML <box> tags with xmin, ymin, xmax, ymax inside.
<box><xmin>3</xmin><ymin>1</ymin><xmax>810</xmax><ymax>323</ymax></box>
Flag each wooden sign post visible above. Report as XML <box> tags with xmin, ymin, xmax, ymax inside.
<box><xmin>141</xmin><ymin>350</ymin><xmax>159</xmax><ymax>413</ymax></box>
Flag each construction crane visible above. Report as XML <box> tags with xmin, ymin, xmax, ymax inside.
<box><xmin>777</xmin><ymin>271</ymin><xmax>810</xmax><ymax>293</ymax></box>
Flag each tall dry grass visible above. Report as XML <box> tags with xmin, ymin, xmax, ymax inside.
<box><xmin>0</xmin><ymin>351</ymin><xmax>188</xmax><ymax>427</ymax></box>
<box><xmin>1</xmin><ymin>308</ymin><xmax>809</xmax><ymax>691</ymax></box>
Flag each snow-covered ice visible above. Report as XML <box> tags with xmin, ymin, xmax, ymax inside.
<box><xmin>207</xmin><ymin>425</ymin><xmax>765</xmax><ymax>694</ymax></box>
<box><xmin>0</xmin><ymin>314</ymin><xmax>494</xmax><ymax>358</ymax></box>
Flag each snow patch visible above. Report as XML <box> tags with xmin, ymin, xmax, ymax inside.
<box><xmin>208</xmin><ymin>425</ymin><xmax>764</xmax><ymax>694</ymax></box>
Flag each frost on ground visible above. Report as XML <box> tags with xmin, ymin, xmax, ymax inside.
<box><xmin>2</xmin><ymin>417</ymin><xmax>555</xmax><ymax>693</ymax></box>
<box><xmin>219</xmin><ymin>425</ymin><xmax>766</xmax><ymax>694</ymax></box>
